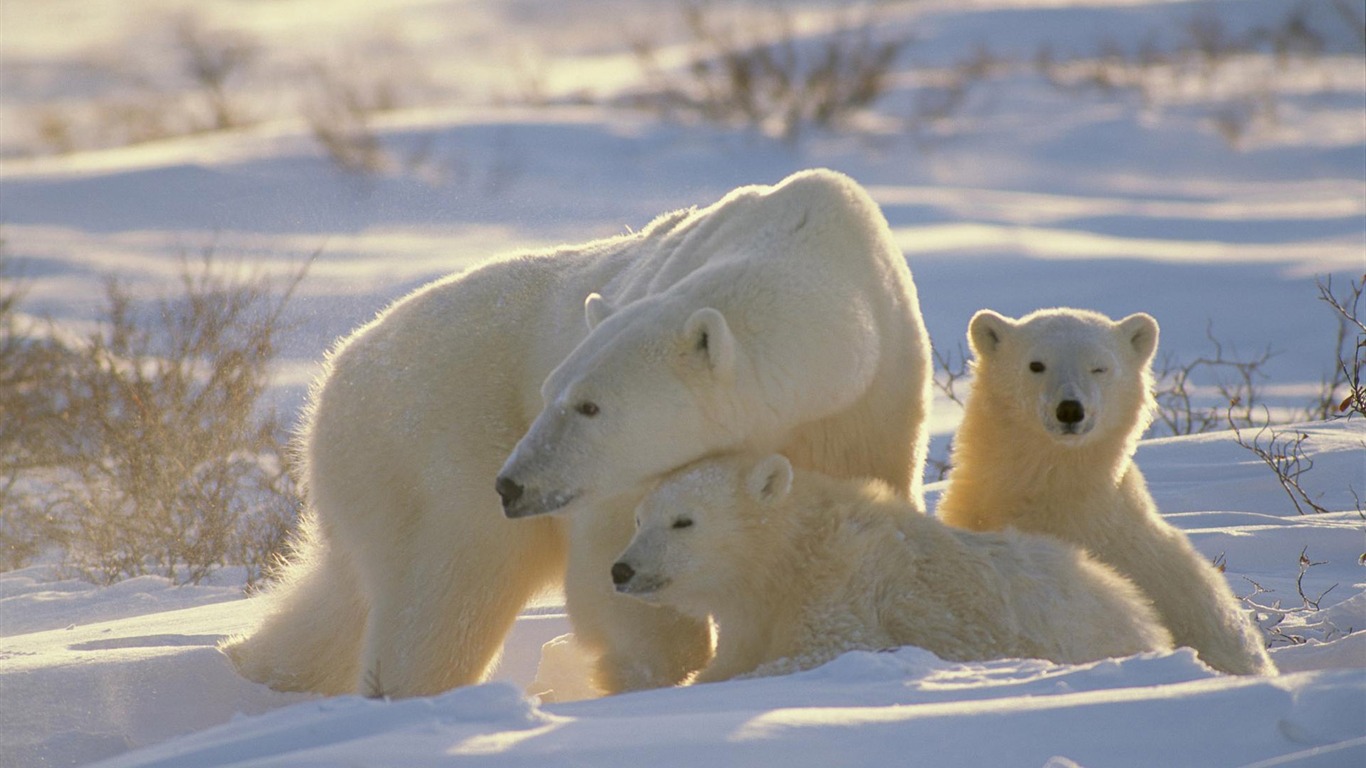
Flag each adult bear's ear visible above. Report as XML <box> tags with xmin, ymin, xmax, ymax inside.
<box><xmin>746</xmin><ymin>454</ymin><xmax>793</xmax><ymax>506</ymax></box>
<box><xmin>968</xmin><ymin>309</ymin><xmax>1015</xmax><ymax>358</ymax></box>
<box><xmin>584</xmin><ymin>292</ymin><xmax>612</xmax><ymax>331</ymax></box>
<box><xmin>684</xmin><ymin>307</ymin><xmax>735</xmax><ymax>380</ymax></box>
<box><xmin>1117</xmin><ymin>312</ymin><xmax>1159</xmax><ymax>366</ymax></box>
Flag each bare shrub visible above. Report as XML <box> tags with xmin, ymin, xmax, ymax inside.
<box><xmin>32</xmin><ymin>109</ymin><xmax>78</xmax><ymax>155</ymax></box>
<box><xmin>302</xmin><ymin>46</ymin><xmax>438</xmax><ymax>177</ymax></box>
<box><xmin>1308</xmin><ymin>273</ymin><xmax>1365</xmax><ymax>419</ymax></box>
<box><xmin>0</xmin><ymin>247</ymin><xmax>310</xmax><ymax>585</ymax></box>
<box><xmin>174</xmin><ymin>13</ymin><xmax>259</xmax><ymax>131</ymax></box>
<box><xmin>925</xmin><ymin>341</ymin><xmax>971</xmax><ymax>482</ymax></box>
<box><xmin>35</xmin><ymin>74</ymin><xmax>187</xmax><ymax>154</ymax></box>
<box><xmin>629</xmin><ymin>1</ymin><xmax>910</xmax><ymax>142</ymax></box>
<box><xmin>26</xmin><ymin>14</ymin><xmax>258</xmax><ymax>155</ymax></box>
<box><xmin>1293</xmin><ymin>546</ymin><xmax>1338</xmax><ymax>609</ymax></box>
<box><xmin>1243</xmin><ymin>548</ymin><xmax>1351</xmax><ymax>648</ymax></box>
<box><xmin>1152</xmin><ymin>275</ymin><xmax>1363</xmax><ymax>437</ymax></box>
<box><xmin>303</xmin><ymin>62</ymin><xmax>391</xmax><ymax>174</ymax></box>
<box><xmin>1035</xmin><ymin>5</ymin><xmax>1361</xmax><ymax>147</ymax></box>
<box><xmin>1150</xmin><ymin>325</ymin><xmax>1275</xmax><ymax>437</ymax></box>
<box><xmin>93</xmin><ymin>88</ymin><xmax>183</xmax><ymax>146</ymax></box>
<box><xmin>1220</xmin><ymin>274</ymin><xmax>1365</xmax><ymax>521</ymax></box>
<box><xmin>0</xmin><ymin>252</ymin><xmax>77</xmax><ymax>568</ymax></box>
<box><xmin>1229</xmin><ymin>414</ymin><xmax>1331</xmax><ymax>516</ymax></box>
<box><xmin>930</xmin><ymin>341</ymin><xmax>970</xmax><ymax>409</ymax></box>
<box><xmin>908</xmin><ymin>46</ymin><xmax>999</xmax><ymax>136</ymax></box>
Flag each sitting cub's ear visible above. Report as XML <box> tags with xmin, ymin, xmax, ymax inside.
<box><xmin>968</xmin><ymin>309</ymin><xmax>1015</xmax><ymax>358</ymax></box>
<box><xmin>584</xmin><ymin>292</ymin><xmax>612</xmax><ymax>331</ymax></box>
<box><xmin>746</xmin><ymin>454</ymin><xmax>793</xmax><ymax>506</ymax></box>
<box><xmin>1116</xmin><ymin>312</ymin><xmax>1159</xmax><ymax>366</ymax></box>
<box><xmin>684</xmin><ymin>307</ymin><xmax>736</xmax><ymax>380</ymax></box>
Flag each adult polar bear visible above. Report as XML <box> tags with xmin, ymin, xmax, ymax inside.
<box><xmin>223</xmin><ymin>169</ymin><xmax>933</xmax><ymax>697</ymax></box>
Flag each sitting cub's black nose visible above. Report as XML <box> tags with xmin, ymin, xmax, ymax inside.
<box><xmin>495</xmin><ymin>475</ymin><xmax>523</xmax><ymax>507</ymax></box>
<box><xmin>611</xmin><ymin>562</ymin><xmax>635</xmax><ymax>586</ymax></box>
<box><xmin>1057</xmin><ymin>399</ymin><xmax>1085</xmax><ymax>425</ymax></box>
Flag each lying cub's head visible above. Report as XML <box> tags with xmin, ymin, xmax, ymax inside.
<box><xmin>610</xmin><ymin>452</ymin><xmax>794</xmax><ymax>615</ymax></box>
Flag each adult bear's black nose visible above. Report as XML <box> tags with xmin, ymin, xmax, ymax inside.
<box><xmin>1057</xmin><ymin>399</ymin><xmax>1085</xmax><ymax>425</ymax></box>
<box><xmin>611</xmin><ymin>562</ymin><xmax>635</xmax><ymax>586</ymax></box>
<box><xmin>495</xmin><ymin>475</ymin><xmax>524</xmax><ymax>508</ymax></box>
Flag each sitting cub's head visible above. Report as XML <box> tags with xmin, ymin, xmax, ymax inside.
<box><xmin>967</xmin><ymin>308</ymin><xmax>1159</xmax><ymax>445</ymax></box>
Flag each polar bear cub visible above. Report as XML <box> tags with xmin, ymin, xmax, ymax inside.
<box><xmin>612</xmin><ymin>451</ymin><xmax>1172</xmax><ymax>683</ymax></box>
<box><xmin>937</xmin><ymin>307</ymin><xmax>1275</xmax><ymax>676</ymax></box>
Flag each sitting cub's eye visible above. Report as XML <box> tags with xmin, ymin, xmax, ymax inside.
<box><xmin>1091</xmin><ymin>367</ymin><xmax>1108</xmax><ymax>375</ymax></box>
<box><xmin>1028</xmin><ymin>361</ymin><xmax>1046</xmax><ymax>373</ymax></box>
<box><xmin>575</xmin><ymin>401</ymin><xmax>600</xmax><ymax>417</ymax></box>
<box><xmin>671</xmin><ymin>517</ymin><xmax>694</xmax><ymax>530</ymax></box>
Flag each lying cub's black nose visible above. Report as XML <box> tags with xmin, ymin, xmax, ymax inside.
<box><xmin>611</xmin><ymin>562</ymin><xmax>635</xmax><ymax>586</ymax></box>
<box><xmin>495</xmin><ymin>475</ymin><xmax>523</xmax><ymax>507</ymax></box>
<box><xmin>1057</xmin><ymin>399</ymin><xmax>1085</xmax><ymax>425</ymax></box>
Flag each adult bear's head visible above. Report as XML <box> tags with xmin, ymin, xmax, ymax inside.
<box><xmin>496</xmin><ymin>293</ymin><xmax>757</xmax><ymax>518</ymax></box>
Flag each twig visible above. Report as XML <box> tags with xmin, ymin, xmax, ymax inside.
<box><xmin>1295</xmin><ymin>546</ymin><xmax>1337</xmax><ymax>610</ymax></box>
<box><xmin>1228</xmin><ymin>406</ymin><xmax>1330</xmax><ymax>515</ymax></box>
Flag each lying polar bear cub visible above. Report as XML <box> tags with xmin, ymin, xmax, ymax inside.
<box><xmin>612</xmin><ymin>451</ymin><xmax>1173</xmax><ymax>682</ymax></box>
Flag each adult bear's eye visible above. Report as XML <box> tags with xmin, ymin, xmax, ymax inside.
<box><xmin>1029</xmin><ymin>361</ymin><xmax>1046</xmax><ymax>373</ymax></box>
<box><xmin>575</xmin><ymin>401</ymin><xmax>600</xmax><ymax>417</ymax></box>
<box><xmin>672</xmin><ymin>517</ymin><xmax>693</xmax><ymax>530</ymax></box>
<box><xmin>1091</xmin><ymin>367</ymin><xmax>1108</xmax><ymax>375</ymax></box>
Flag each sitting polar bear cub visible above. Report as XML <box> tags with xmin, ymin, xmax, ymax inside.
<box><xmin>612</xmin><ymin>451</ymin><xmax>1172</xmax><ymax>682</ymax></box>
<box><xmin>936</xmin><ymin>307</ymin><xmax>1276</xmax><ymax>676</ymax></box>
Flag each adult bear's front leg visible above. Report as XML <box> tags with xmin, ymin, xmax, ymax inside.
<box><xmin>343</xmin><ymin>461</ymin><xmax>569</xmax><ymax>697</ymax></box>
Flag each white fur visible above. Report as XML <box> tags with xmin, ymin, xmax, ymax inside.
<box><xmin>613</xmin><ymin>452</ymin><xmax>1172</xmax><ymax>682</ymax></box>
<box><xmin>938</xmin><ymin>307</ymin><xmax>1276</xmax><ymax>676</ymax></box>
<box><xmin>221</xmin><ymin>169</ymin><xmax>933</xmax><ymax>697</ymax></box>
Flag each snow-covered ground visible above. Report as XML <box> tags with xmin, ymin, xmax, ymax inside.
<box><xmin>1</xmin><ymin>0</ymin><xmax>1363</xmax><ymax>766</ymax></box>
<box><xmin>3</xmin><ymin>423</ymin><xmax>1362</xmax><ymax>767</ymax></box>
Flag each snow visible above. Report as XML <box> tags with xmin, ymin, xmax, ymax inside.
<box><xmin>2</xmin><ymin>0</ymin><xmax>1364</xmax><ymax>765</ymax></box>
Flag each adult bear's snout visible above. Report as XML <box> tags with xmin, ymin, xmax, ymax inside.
<box><xmin>497</xmin><ymin>478</ymin><xmax>581</xmax><ymax>518</ymax></box>
<box><xmin>611</xmin><ymin>561</ymin><xmax>635</xmax><ymax>586</ymax></box>
<box><xmin>495</xmin><ymin>475</ymin><xmax>523</xmax><ymax>511</ymax></box>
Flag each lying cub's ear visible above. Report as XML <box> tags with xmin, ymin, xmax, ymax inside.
<box><xmin>1116</xmin><ymin>312</ymin><xmax>1159</xmax><ymax>366</ymax></box>
<box><xmin>584</xmin><ymin>292</ymin><xmax>612</xmax><ymax>331</ymax></box>
<box><xmin>746</xmin><ymin>454</ymin><xmax>793</xmax><ymax>506</ymax></box>
<box><xmin>684</xmin><ymin>307</ymin><xmax>736</xmax><ymax>381</ymax></box>
<box><xmin>968</xmin><ymin>309</ymin><xmax>1015</xmax><ymax>358</ymax></box>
